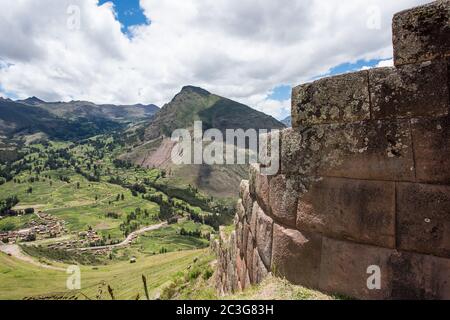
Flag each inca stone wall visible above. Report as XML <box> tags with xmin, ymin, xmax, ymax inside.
<box><xmin>214</xmin><ymin>1</ymin><xmax>450</xmax><ymax>299</ymax></box>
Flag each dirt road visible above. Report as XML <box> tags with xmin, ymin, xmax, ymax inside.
<box><xmin>0</xmin><ymin>243</ymin><xmax>66</xmax><ymax>271</ymax></box>
<box><xmin>77</xmin><ymin>221</ymin><xmax>168</xmax><ymax>252</ymax></box>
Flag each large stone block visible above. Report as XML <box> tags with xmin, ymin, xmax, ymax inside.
<box><xmin>252</xmin><ymin>249</ymin><xmax>269</xmax><ymax>285</ymax></box>
<box><xmin>319</xmin><ymin>237</ymin><xmax>394</xmax><ymax>299</ymax></box>
<box><xmin>239</xmin><ymin>180</ymin><xmax>249</xmax><ymax>199</ymax></box>
<box><xmin>296</xmin><ymin>177</ymin><xmax>396</xmax><ymax>248</ymax></box>
<box><xmin>236</xmin><ymin>200</ymin><xmax>245</xmax><ymax>222</ymax></box>
<box><xmin>320</xmin><ymin>237</ymin><xmax>450</xmax><ymax>300</ymax></box>
<box><xmin>292</xmin><ymin>71</ymin><xmax>370</xmax><ymax>127</ymax></box>
<box><xmin>393</xmin><ymin>1</ymin><xmax>450</xmax><ymax>66</ymax></box>
<box><xmin>246</xmin><ymin>229</ymin><xmax>255</xmax><ymax>282</ymax></box>
<box><xmin>240</xmin><ymin>179</ymin><xmax>253</xmax><ymax>219</ymax></box>
<box><xmin>250</xmin><ymin>202</ymin><xmax>260</xmax><ymax>237</ymax></box>
<box><xmin>389</xmin><ymin>251</ymin><xmax>450</xmax><ymax>300</ymax></box>
<box><xmin>271</xmin><ymin>224</ymin><xmax>322</xmax><ymax>288</ymax></box>
<box><xmin>249</xmin><ymin>163</ymin><xmax>271</xmax><ymax>214</ymax></box>
<box><xmin>255</xmin><ymin>208</ymin><xmax>274</xmax><ymax>270</ymax></box>
<box><xmin>236</xmin><ymin>221</ymin><xmax>243</xmax><ymax>252</ymax></box>
<box><xmin>411</xmin><ymin>116</ymin><xmax>450</xmax><ymax>184</ymax></box>
<box><xmin>281</xmin><ymin>120</ymin><xmax>415</xmax><ymax>181</ymax></box>
<box><xmin>397</xmin><ymin>182</ymin><xmax>450</xmax><ymax>258</ymax></box>
<box><xmin>369</xmin><ymin>61</ymin><xmax>449</xmax><ymax>119</ymax></box>
<box><xmin>242</xmin><ymin>223</ymin><xmax>250</xmax><ymax>257</ymax></box>
<box><xmin>268</xmin><ymin>174</ymin><xmax>299</xmax><ymax>228</ymax></box>
<box><xmin>236</xmin><ymin>251</ymin><xmax>248</xmax><ymax>289</ymax></box>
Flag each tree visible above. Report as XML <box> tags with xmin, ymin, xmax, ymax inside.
<box><xmin>159</xmin><ymin>201</ymin><xmax>174</xmax><ymax>221</ymax></box>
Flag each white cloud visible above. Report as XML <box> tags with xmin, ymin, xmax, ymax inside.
<box><xmin>0</xmin><ymin>0</ymin><xmax>431</xmax><ymax>119</ymax></box>
<box><xmin>375</xmin><ymin>58</ymin><xmax>394</xmax><ymax>68</ymax></box>
<box><xmin>360</xmin><ymin>58</ymin><xmax>394</xmax><ymax>70</ymax></box>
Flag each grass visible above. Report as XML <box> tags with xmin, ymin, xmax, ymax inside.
<box><xmin>228</xmin><ymin>276</ymin><xmax>334</xmax><ymax>300</ymax></box>
<box><xmin>0</xmin><ymin>171</ymin><xmax>160</xmax><ymax>241</ymax></box>
<box><xmin>0</xmin><ymin>248</ymin><xmax>208</xmax><ymax>300</ymax></box>
<box><xmin>20</xmin><ymin>245</ymin><xmax>108</xmax><ymax>266</ymax></box>
<box><xmin>0</xmin><ymin>214</ymin><xmax>35</xmax><ymax>231</ymax></box>
<box><xmin>132</xmin><ymin>220</ymin><xmax>213</xmax><ymax>255</ymax></box>
<box><xmin>0</xmin><ymin>138</ymin><xmax>233</xmax><ymax>300</ymax></box>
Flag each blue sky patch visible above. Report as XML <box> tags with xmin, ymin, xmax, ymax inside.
<box><xmin>268</xmin><ymin>85</ymin><xmax>292</xmax><ymax>101</ymax></box>
<box><xmin>329</xmin><ymin>59</ymin><xmax>385</xmax><ymax>75</ymax></box>
<box><xmin>98</xmin><ymin>0</ymin><xmax>149</xmax><ymax>35</ymax></box>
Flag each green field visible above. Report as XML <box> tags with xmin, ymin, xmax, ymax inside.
<box><xmin>0</xmin><ymin>137</ymin><xmax>235</xmax><ymax>300</ymax></box>
<box><xmin>132</xmin><ymin>220</ymin><xmax>213</xmax><ymax>255</ymax></box>
<box><xmin>0</xmin><ymin>248</ymin><xmax>210</xmax><ymax>300</ymax></box>
<box><xmin>0</xmin><ymin>172</ymin><xmax>160</xmax><ymax>239</ymax></box>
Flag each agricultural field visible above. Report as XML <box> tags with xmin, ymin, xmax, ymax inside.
<box><xmin>0</xmin><ymin>136</ymin><xmax>234</xmax><ymax>300</ymax></box>
<box><xmin>0</xmin><ymin>248</ymin><xmax>211</xmax><ymax>300</ymax></box>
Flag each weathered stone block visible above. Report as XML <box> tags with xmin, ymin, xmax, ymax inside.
<box><xmin>319</xmin><ymin>237</ymin><xmax>394</xmax><ymax>299</ymax></box>
<box><xmin>242</xmin><ymin>223</ymin><xmax>250</xmax><ymax>257</ymax></box>
<box><xmin>292</xmin><ymin>71</ymin><xmax>370</xmax><ymax>127</ymax></box>
<box><xmin>393</xmin><ymin>1</ymin><xmax>450</xmax><ymax>66</ymax></box>
<box><xmin>411</xmin><ymin>116</ymin><xmax>450</xmax><ymax>184</ymax></box>
<box><xmin>369</xmin><ymin>61</ymin><xmax>449</xmax><ymax>119</ymax></box>
<box><xmin>236</xmin><ymin>199</ymin><xmax>245</xmax><ymax>222</ymax></box>
<box><xmin>236</xmin><ymin>221</ymin><xmax>243</xmax><ymax>252</ymax></box>
<box><xmin>397</xmin><ymin>182</ymin><xmax>450</xmax><ymax>258</ymax></box>
<box><xmin>256</xmin><ymin>208</ymin><xmax>274</xmax><ymax>269</ymax></box>
<box><xmin>296</xmin><ymin>177</ymin><xmax>396</xmax><ymax>248</ymax></box>
<box><xmin>250</xmin><ymin>202</ymin><xmax>260</xmax><ymax>237</ymax></box>
<box><xmin>271</xmin><ymin>224</ymin><xmax>322</xmax><ymax>288</ymax></box>
<box><xmin>389</xmin><ymin>251</ymin><xmax>450</xmax><ymax>300</ymax></box>
<box><xmin>252</xmin><ymin>249</ymin><xmax>269</xmax><ymax>285</ymax></box>
<box><xmin>241</xmin><ymin>179</ymin><xmax>253</xmax><ymax>217</ymax></box>
<box><xmin>236</xmin><ymin>251</ymin><xmax>248</xmax><ymax>289</ymax></box>
<box><xmin>258</xmin><ymin>131</ymin><xmax>281</xmax><ymax>173</ymax></box>
<box><xmin>268</xmin><ymin>174</ymin><xmax>298</xmax><ymax>228</ymax></box>
<box><xmin>249</xmin><ymin>163</ymin><xmax>271</xmax><ymax>214</ymax></box>
<box><xmin>244</xmin><ymin>269</ymin><xmax>251</xmax><ymax>290</ymax></box>
<box><xmin>246</xmin><ymin>229</ymin><xmax>255</xmax><ymax>281</ymax></box>
<box><xmin>281</xmin><ymin>120</ymin><xmax>415</xmax><ymax>181</ymax></box>
<box><xmin>239</xmin><ymin>180</ymin><xmax>249</xmax><ymax>199</ymax></box>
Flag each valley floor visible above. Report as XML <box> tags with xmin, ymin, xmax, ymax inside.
<box><xmin>0</xmin><ymin>247</ymin><xmax>208</xmax><ymax>300</ymax></box>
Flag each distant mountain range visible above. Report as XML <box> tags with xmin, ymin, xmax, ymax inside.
<box><xmin>0</xmin><ymin>96</ymin><xmax>159</xmax><ymax>142</ymax></box>
<box><xmin>281</xmin><ymin>116</ymin><xmax>292</xmax><ymax>127</ymax></box>
<box><xmin>15</xmin><ymin>97</ymin><xmax>159</xmax><ymax>122</ymax></box>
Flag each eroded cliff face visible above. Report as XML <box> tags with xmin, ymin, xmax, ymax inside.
<box><xmin>214</xmin><ymin>1</ymin><xmax>450</xmax><ymax>299</ymax></box>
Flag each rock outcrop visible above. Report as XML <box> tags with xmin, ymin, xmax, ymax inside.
<box><xmin>215</xmin><ymin>1</ymin><xmax>450</xmax><ymax>299</ymax></box>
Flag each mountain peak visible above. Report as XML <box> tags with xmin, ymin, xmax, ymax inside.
<box><xmin>180</xmin><ymin>86</ymin><xmax>211</xmax><ymax>96</ymax></box>
<box><xmin>18</xmin><ymin>96</ymin><xmax>46</xmax><ymax>105</ymax></box>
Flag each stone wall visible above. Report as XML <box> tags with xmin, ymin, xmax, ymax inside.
<box><xmin>215</xmin><ymin>1</ymin><xmax>450</xmax><ymax>299</ymax></box>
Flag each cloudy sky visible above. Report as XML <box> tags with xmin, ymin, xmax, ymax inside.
<box><xmin>0</xmin><ymin>0</ymin><xmax>430</xmax><ymax>120</ymax></box>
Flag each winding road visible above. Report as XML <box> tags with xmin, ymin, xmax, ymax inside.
<box><xmin>77</xmin><ymin>221</ymin><xmax>168</xmax><ymax>252</ymax></box>
<box><xmin>0</xmin><ymin>221</ymin><xmax>169</xmax><ymax>269</ymax></box>
<box><xmin>0</xmin><ymin>243</ymin><xmax>66</xmax><ymax>271</ymax></box>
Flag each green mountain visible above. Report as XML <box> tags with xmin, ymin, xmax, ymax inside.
<box><xmin>0</xmin><ymin>98</ymin><xmax>117</xmax><ymax>141</ymax></box>
<box><xmin>144</xmin><ymin>86</ymin><xmax>284</xmax><ymax>140</ymax></box>
<box><xmin>0</xmin><ymin>97</ymin><xmax>159</xmax><ymax>144</ymax></box>
<box><xmin>122</xmin><ymin>86</ymin><xmax>286</xmax><ymax>198</ymax></box>
<box><xmin>16</xmin><ymin>98</ymin><xmax>159</xmax><ymax>122</ymax></box>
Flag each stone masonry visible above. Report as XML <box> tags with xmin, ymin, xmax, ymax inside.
<box><xmin>214</xmin><ymin>1</ymin><xmax>450</xmax><ymax>299</ymax></box>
